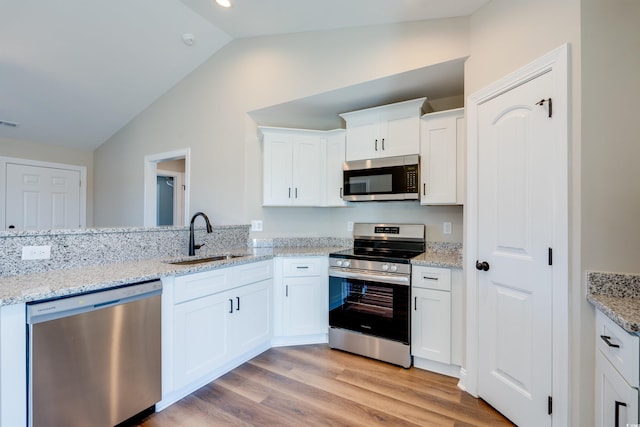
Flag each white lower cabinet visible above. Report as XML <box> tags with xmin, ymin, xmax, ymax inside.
<box><xmin>595</xmin><ymin>309</ymin><xmax>639</xmax><ymax>426</ymax></box>
<box><xmin>411</xmin><ymin>265</ymin><xmax>463</xmax><ymax>377</ymax></box>
<box><xmin>161</xmin><ymin>260</ymin><xmax>273</xmax><ymax>409</ymax></box>
<box><xmin>273</xmin><ymin>256</ymin><xmax>328</xmax><ymax>346</ymax></box>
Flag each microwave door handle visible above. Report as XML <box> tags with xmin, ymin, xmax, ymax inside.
<box><xmin>329</xmin><ymin>268</ymin><xmax>410</xmax><ymax>286</ymax></box>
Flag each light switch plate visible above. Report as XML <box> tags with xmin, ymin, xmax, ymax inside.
<box><xmin>251</xmin><ymin>220</ymin><xmax>263</xmax><ymax>231</ymax></box>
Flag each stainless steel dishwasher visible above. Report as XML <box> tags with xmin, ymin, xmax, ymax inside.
<box><xmin>27</xmin><ymin>280</ymin><xmax>162</xmax><ymax>427</ymax></box>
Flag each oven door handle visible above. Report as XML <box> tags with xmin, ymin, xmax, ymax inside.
<box><xmin>329</xmin><ymin>268</ymin><xmax>410</xmax><ymax>286</ymax></box>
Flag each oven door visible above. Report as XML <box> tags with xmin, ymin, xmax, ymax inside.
<box><xmin>329</xmin><ymin>268</ymin><xmax>410</xmax><ymax>344</ymax></box>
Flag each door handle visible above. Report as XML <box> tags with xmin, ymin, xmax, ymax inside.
<box><xmin>285</xmin><ymin>285</ymin><xmax>289</xmax><ymax>297</ymax></box>
<box><xmin>375</xmin><ymin>139</ymin><xmax>378</xmax><ymax>151</ymax></box>
<box><xmin>475</xmin><ymin>260</ymin><xmax>490</xmax><ymax>271</ymax></box>
<box><xmin>236</xmin><ymin>296</ymin><xmax>240</xmax><ymax>311</ymax></box>
<box><xmin>615</xmin><ymin>400</ymin><xmax>627</xmax><ymax>427</ymax></box>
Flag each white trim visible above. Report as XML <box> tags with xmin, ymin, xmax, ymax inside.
<box><xmin>463</xmin><ymin>44</ymin><xmax>569</xmax><ymax>426</ymax></box>
<box><xmin>0</xmin><ymin>156</ymin><xmax>87</xmax><ymax>229</ymax></box>
<box><xmin>144</xmin><ymin>149</ymin><xmax>190</xmax><ymax>227</ymax></box>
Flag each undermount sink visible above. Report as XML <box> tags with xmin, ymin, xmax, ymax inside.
<box><xmin>165</xmin><ymin>255</ymin><xmax>243</xmax><ymax>265</ymax></box>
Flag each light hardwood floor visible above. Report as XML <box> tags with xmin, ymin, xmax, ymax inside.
<box><xmin>139</xmin><ymin>344</ymin><xmax>514</xmax><ymax>426</ymax></box>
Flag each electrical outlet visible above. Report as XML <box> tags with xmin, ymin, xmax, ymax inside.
<box><xmin>251</xmin><ymin>220</ymin><xmax>263</xmax><ymax>231</ymax></box>
<box><xmin>22</xmin><ymin>245</ymin><xmax>51</xmax><ymax>260</ymax></box>
<box><xmin>347</xmin><ymin>221</ymin><xmax>354</xmax><ymax>232</ymax></box>
<box><xmin>443</xmin><ymin>222</ymin><xmax>452</xmax><ymax>235</ymax></box>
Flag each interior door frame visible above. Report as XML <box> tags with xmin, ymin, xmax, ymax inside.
<box><xmin>0</xmin><ymin>156</ymin><xmax>87</xmax><ymax>229</ymax></box>
<box><xmin>462</xmin><ymin>44</ymin><xmax>569</xmax><ymax>426</ymax></box>
<box><xmin>144</xmin><ymin>149</ymin><xmax>190</xmax><ymax>227</ymax></box>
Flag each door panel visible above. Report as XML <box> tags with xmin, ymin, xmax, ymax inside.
<box><xmin>6</xmin><ymin>163</ymin><xmax>81</xmax><ymax>230</ymax></box>
<box><xmin>477</xmin><ymin>70</ymin><xmax>554</xmax><ymax>427</ymax></box>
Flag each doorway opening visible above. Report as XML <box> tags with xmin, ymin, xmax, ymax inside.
<box><xmin>144</xmin><ymin>149</ymin><xmax>190</xmax><ymax>227</ymax></box>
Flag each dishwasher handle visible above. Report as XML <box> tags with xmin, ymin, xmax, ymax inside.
<box><xmin>27</xmin><ymin>280</ymin><xmax>162</xmax><ymax>324</ymax></box>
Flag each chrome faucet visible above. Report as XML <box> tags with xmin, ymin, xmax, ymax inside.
<box><xmin>188</xmin><ymin>212</ymin><xmax>213</xmax><ymax>256</ymax></box>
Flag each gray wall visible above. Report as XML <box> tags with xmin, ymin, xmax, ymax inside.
<box><xmin>93</xmin><ymin>18</ymin><xmax>470</xmax><ymax>242</ymax></box>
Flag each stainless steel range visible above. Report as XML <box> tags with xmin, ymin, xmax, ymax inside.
<box><xmin>328</xmin><ymin>223</ymin><xmax>425</xmax><ymax>368</ymax></box>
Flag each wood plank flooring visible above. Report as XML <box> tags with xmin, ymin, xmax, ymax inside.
<box><xmin>139</xmin><ymin>344</ymin><xmax>514</xmax><ymax>426</ymax></box>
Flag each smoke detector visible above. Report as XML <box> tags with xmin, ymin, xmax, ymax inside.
<box><xmin>182</xmin><ymin>34</ymin><xmax>194</xmax><ymax>46</ymax></box>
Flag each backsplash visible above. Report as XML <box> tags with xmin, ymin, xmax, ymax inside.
<box><xmin>0</xmin><ymin>225</ymin><xmax>250</xmax><ymax>278</ymax></box>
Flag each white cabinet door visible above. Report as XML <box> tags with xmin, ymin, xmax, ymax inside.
<box><xmin>229</xmin><ymin>279</ymin><xmax>272</xmax><ymax>357</ymax></box>
<box><xmin>345</xmin><ymin>120</ymin><xmax>379</xmax><ymax>161</ymax></box>
<box><xmin>380</xmin><ymin>115</ymin><xmax>420</xmax><ymax>158</ymax></box>
<box><xmin>262</xmin><ymin>128</ymin><xmax>323</xmax><ymax>206</ymax></box>
<box><xmin>342</xmin><ymin>98</ymin><xmax>425</xmax><ymax>161</ymax></box>
<box><xmin>283</xmin><ymin>276</ymin><xmax>326</xmax><ymax>336</ymax></box>
<box><xmin>411</xmin><ymin>287</ymin><xmax>451</xmax><ymax>364</ymax></box>
<box><xmin>420</xmin><ymin>108</ymin><xmax>463</xmax><ymax>205</ymax></box>
<box><xmin>324</xmin><ymin>131</ymin><xmax>347</xmax><ymax>206</ymax></box>
<box><xmin>263</xmin><ymin>133</ymin><xmax>294</xmax><ymax>206</ymax></box>
<box><xmin>173</xmin><ymin>291</ymin><xmax>230</xmax><ymax>389</ymax></box>
<box><xmin>595</xmin><ymin>349</ymin><xmax>639</xmax><ymax>427</ymax></box>
<box><xmin>291</xmin><ymin>134</ymin><xmax>322</xmax><ymax>206</ymax></box>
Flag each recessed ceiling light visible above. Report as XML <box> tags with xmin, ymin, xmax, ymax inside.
<box><xmin>216</xmin><ymin>0</ymin><xmax>231</xmax><ymax>8</ymax></box>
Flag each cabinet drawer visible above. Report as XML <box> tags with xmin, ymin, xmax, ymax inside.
<box><xmin>412</xmin><ymin>266</ymin><xmax>451</xmax><ymax>291</ymax></box>
<box><xmin>282</xmin><ymin>257</ymin><xmax>323</xmax><ymax>277</ymax></box>
<box><xmin>174</xmin><ymin>269</ymin><xmax>230</xmax><ymax>304</ymax></box>
<box><xmin>230</xmin><ymin>260</ymin><xmax>273</xmax><ymax>287</ymax></box>
<box><xmin>596</xmin><ymin>309</ymin><xmax>639</xmax><ymax>388</ymax></box>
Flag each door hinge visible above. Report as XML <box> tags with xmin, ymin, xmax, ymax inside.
<box><xmin>548</xmin><ymin>396</ymin><xmax>553</xmax><ymax>415</ymax></box>
<box><xmin>548</xmin><ymin>248</ymin><xmax>553</xmax><ymax>266</ymax></box>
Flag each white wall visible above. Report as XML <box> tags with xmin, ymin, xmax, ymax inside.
<box><xmin>0</xmin><ymin>135</ymin><xmax>94</xmax><ymax>226</ymax></box>
<box><xmin>466</xmin><ymin>0</ymin><xmax>640</xmax><ymax>425</ymax></box>
<box><xmin>94</xmin><ymin>18</ymin><xmax>470</xmax><ymax>242</ymax></box>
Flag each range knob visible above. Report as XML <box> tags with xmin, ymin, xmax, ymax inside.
<box><xmin>389</xmin><ymin>265</ymin><xmax>398</xmax><ymax>273</ymax></box>
<box><xmin>343</xmin><ymin>260</ymin><xmax>351</xmax><ymax>268</ymax></box>
<box><xmin>336</xmin><ymin>260</ymin><xmax>343</xmax><ymax>267</ymax></box>
<box><xmin>381</xmin><ymin>264</ymin><xmax>390</xmax><ymax>271</ymax></box>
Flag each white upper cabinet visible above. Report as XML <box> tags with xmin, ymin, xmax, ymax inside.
<box><xmin>261</xmin><ymin>126</ymin><xmax>346</xmax><ymax>207</ymax></box>
<box><xmin>323</xmin><ymin>130</ymin><xmax>347</xmax><ymax>207</ymax></box>
<box><xmin>420</xmin><ymin>108</ymin><xmax>465</xmax><ymax>205</ymax></box>
<box><xmin>261</xmin><ymin>127</ymin><xmax>323</xmax><ymax>206</ymax></box>
<box><xmin>340</xmin><ymin>98</ymin><xmax>426</xmax><ymax>161</ymax></box>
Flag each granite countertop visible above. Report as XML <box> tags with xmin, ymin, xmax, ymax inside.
<box><xmin>586</xmin><ymin>271</ymin><xmax>640</xmax><ymax>333</ymax></box>
<box><xmin>0</xmin><ymin>246</ymin><xmax>344</xmax><ymax>307</ymax></box>
<box><xmin>411</xmin><ymin>242</ymin><xmax>463</xmax><ymax>269</ymax></box>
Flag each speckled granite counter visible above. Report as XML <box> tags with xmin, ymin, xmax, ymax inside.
<box><xmin>411</xmin><ymin>242</ymin><xmax>463</xmax><ymax>269</ymax></box>
<box><xmin>0</xmin><ymin>246</ymin><xmax>345</xmax><ymax>307</ymax></box>
<box><xmin>586</xmin><ymin>271</ymin><xmax>640</xmax><ymax>333</ymax></box>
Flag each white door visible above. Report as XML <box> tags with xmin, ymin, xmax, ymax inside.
<box><xmin>476</xmin><ymin>70</ymin><xmax>555</xmax><ymax>426</ymax></box>
<box><xmin>5</xmin><ymin>163</ymin><xmax>81</xmax><ymax>230</ymax></box>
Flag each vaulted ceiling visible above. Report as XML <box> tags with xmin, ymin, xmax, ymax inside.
<box><xmin>0</xmin><ymin>0</ymin><xmax>488</xmax><ymax>150</ymax></box>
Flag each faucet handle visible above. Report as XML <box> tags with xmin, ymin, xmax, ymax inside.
<box><xmin>194</xmin><ymin>243</ymin><xmax>205</xmax><ymax>251</ymax></box>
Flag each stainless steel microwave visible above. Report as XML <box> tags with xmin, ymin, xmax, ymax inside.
<box><xmin>342</xmin><ymin>154</ymin><xmax>419</xmax><ymax>201</ymax></box>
